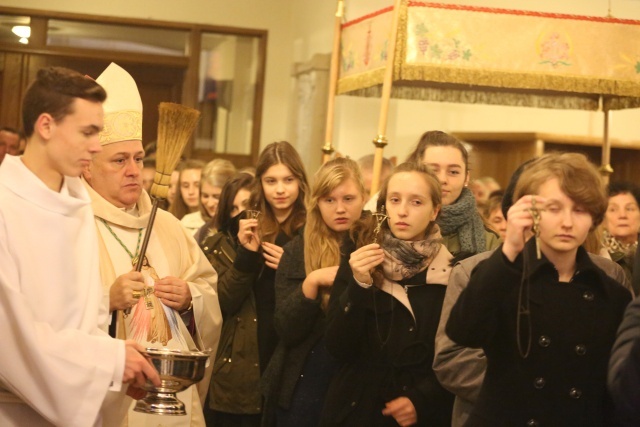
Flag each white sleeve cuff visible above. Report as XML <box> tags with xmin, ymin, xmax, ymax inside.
<box><xmin>354</xmin><ymin>276</ymin><xmax>373</xmax><ymax>289</ymax></box>
<box><xmin>108</xmin><ymin>340</ymin><xmax>125</xmax><ymax>391</ymax></box>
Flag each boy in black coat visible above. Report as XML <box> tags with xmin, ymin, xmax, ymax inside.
<box><xmin>447</xmin><ymin>153</ymin><xmax>631</xmax><ymax>426</ymax></box>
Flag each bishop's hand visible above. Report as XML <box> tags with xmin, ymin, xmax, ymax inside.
<box><xmin>154</xmin><ymin>276</ymin><xmax>192</xmax><ymax>312</ymax></box>
<box><xmin>110</xmin><ymin>271</ymin><xmax>146</xmax><ymax>312</ymax></box>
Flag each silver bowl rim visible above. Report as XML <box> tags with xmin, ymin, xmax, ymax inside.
<box><xmin>142</xmin><ymin>347</ymin><xmax>211</xmax><ymax>359</ymax></box>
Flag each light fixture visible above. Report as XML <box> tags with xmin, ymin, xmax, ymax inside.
<box><xmin>12</xmin><ymin>25</ymin><xmax>31</xmax><ymax>39</ymax></box>
<box><xmin>18</xmin><ymin>37</ymin><xmax>29</xmax><ymax>45</ymax></box>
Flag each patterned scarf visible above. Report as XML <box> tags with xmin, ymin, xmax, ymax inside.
<box><xmin>375</xmin><ymin>224</ymin><xmax>443</xmax><ymax>283</ymax></box>
<box><xmin>603</xmin><ymin>229</ymin><xmax>638</xmax><ymax>257</ymax></box>
<box><xmin>437</xmin><ymin>187</ymin><xmax>487</xmax><ymax>255</ymax></box>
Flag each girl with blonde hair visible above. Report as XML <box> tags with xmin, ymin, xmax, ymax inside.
<box><xmin>262</xmin><ymin>157</ymin><xmax>366</xmax><ymax>426</ymax></box>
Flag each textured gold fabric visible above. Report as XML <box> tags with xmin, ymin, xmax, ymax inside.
<box><xmin>338</xmin><ymin>2</ymin><xmax>640</xmax><ymax>110</ymax></box>
<box><xmin>99</xmin><ymin>110</ymin><xmax>143</xmax><ymax>145</ymax></box>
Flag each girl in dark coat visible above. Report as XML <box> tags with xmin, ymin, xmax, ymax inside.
<box><xmin>262</xmin><ymin>158</ymin><xmax>367</xmax><ymax>426</ymax></box>
<box><xmin>203</xmin><ymin>141</ymin><xmax>309</xmax><ymax>427</ymax></box>
<box><xmin>322</xmin><ymin>162</ymin><xmax>455</xmax><ymax>427</ymax></box>
<box><xmin>447</xmin><ymin>152</ymin><xmax>632</xmax><ymax>426</ymax></box>
<box><xmin>201</xmin><ymin>172</ymin><xmax>254</xmax><ymax>425</ymax></box>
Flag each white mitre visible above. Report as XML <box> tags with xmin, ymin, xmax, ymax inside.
<box><xmin>96</xmin><ymin>62</ymin><xmax>142</xmax><ymax>145</ymax></box>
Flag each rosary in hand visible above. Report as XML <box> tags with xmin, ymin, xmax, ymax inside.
<box><xmin>529</xmin><ymin>197</ymin><xmax>542</xmax><ymax>260</ymax></box>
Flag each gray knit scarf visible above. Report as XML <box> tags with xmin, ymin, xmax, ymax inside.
<box><xmin>437</xmin><ymin>187</ymin><xmax>486</xmax><ymax>255</ymax></box>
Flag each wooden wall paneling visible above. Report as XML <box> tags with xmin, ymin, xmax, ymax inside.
<box><xmin>182</xmin><ymin>29</ymin><xmax>200</xmax><ymax>109</ymax></box>
<box><xmin>545</xmin><ymin>142</ymin><xmax>603</xmax><ymax>166</ymax></box>
<box><xmin>455</xmin><ymin>132</ymin><xmax>640</xmax><ymax>189</ymax></box>
<box><xmin>493</xmin><ymin>140</ymin><xmax>537</xmax><ymax>188</ymax></box>
<box><xmin>0</xmin><ymin>53</ymin><xmax>3</xmax><ymax>124</ymax></box>
<box><xmin>0</xmin><ymin>52</ymin><xmax>27</xmax><ymax>129</ymax></box>
<box><xmin>464</xmin><ymin>137</ymin><xmax>538</xmax><ymax>188</ymax></box>
<box><xmin>250</xmin><ymin>31</ymin><xmax>268</xmax><ymax>165</ymax></box>
<box><xmin>182</xmin><ymin>29</ymin><xmax>201</xmax><ymax>159</ymax></box>
<box><xmin>466</xmin><ymin>139</ymin><xmax>502</xmax><ymax>184</ymax></box>
<box><xmin>115</xmin><ymin>62</ymin><xmax>185</xmax><ymax>147</ymax></box>
<box><xmin>609</xmin><ymin>149</ymin><xmax>640</xmax><ymax>183</ymax></box>
<box><xmin>28</xmin><ymin>16</ymin><xmax>47</xmax><ymax>48</ymax></box>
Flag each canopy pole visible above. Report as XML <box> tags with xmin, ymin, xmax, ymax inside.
<box><xmin>322</xmin><ymin>0</ymin><xmax>345</xmax><ymax>164</ymax></box>
<box><xmin>370</xmin><ymin>0</ymin><xmax>403</xmax><ymax>197</ymax></box>
<box><xmin>600</xmin><ymin>98</ymin><xmax>613</xmax><ymax>186</ymax></box>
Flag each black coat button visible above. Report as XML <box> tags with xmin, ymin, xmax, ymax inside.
<box><xmin>575</xmin><ymin>344</ymin><xmax>587</xmax><ymax>356</ymax></box>
<box><xmin>526</xmin><ymin>419</ymin><xmax>539</xmax><ymax>427</ymax></box>
<box><xmin>538</xmin><ymin>335</ymin><xmax>551</xmax><ymax>347</ymax></box>
<box><xmin>582</xmin><ymin>291</ymin><xmax>594</xmax><ymax>301</ymax></box>
<box><xmin>569</xmin><ymin>387</ymin><xmax>582</xmax><ymax>399</ymax></box>
<box><xmin>534</xmin><ymin>377</ymin><xmax>546</xmax><ymax>389</ymax></box>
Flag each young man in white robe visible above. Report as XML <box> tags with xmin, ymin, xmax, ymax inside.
<box><xmin>83</xmin><ymin>62</ymin><xmax>222</xmax><ymax>427</ymax></box>
<box><xmin>0</xmin><ymin>66</ymin><xmax>160</xmax><ymax>427</ymax></box>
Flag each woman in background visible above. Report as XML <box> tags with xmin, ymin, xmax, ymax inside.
<box><xmin>262</xmin><ymin>158</ymin><xmax>366</xmax><ymax>426</ymax></box>
<box><xmin>170</xmin><ymin>159</ymin><xmax>205</xmax><ymax>220</ymax></box>
<box><xmin>603</xmin><ymin>181</ymin><xmax>640</xmax><ymax>290</ymax></box>
<box><xmin>187</xmin><ymin>158</ymin><xmax>237</xmax><ymax>239</ymax></box>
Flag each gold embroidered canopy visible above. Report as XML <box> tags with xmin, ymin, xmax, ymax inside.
<box><xmin>337</xmin><ymin>1</ymin><xmax>640</xmax><ymax>111</ymax></box>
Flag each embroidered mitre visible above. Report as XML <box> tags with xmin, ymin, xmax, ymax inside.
<box><xmin>95</xmin><ymin>62</ymin><xmax>142</xmax><ymax>145</ymax></box>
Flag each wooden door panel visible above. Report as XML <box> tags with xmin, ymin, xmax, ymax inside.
<box><xmin>0</xmin><ymin>52</ymin><xmax>28</xmax><ymax>129</ymax></box>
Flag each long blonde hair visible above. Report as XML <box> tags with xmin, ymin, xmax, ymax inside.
<box><xmin>304</xmin><ymin>158</ymin><xmax>365</xmax><ymax>274</ymax></box>
<box><xmin>249</xmin><ymin>141</ymin><xmax>309</xmax><ymax>243</ymax></box>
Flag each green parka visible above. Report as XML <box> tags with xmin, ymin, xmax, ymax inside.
<box><xmin>201</xmin><ymin>221</ymin><xmax>264</xmax><ymax>414</ymax></box>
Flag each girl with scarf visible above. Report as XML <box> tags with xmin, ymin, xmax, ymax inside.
<box><xmin>406</xmin><ymin>131</ymin><xmax>500</xmax><ymax>258</ymax></box>
<box><xmin>261</xmin><ymin>158</ymin><xmax>366</xmax><ymax>426</ymax></box>
<box><xmin>321</xmin><ymin>162</ymin><xmax>455</xmax><ymax>426</ymax></box>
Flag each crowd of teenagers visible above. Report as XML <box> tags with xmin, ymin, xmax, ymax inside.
<box><xmin>2</xmin><ymin>63</ymin><xmax>640</xmax><ymax>427</ymax></box>
<box><xmin>163</xmin><ymin>131</ymin><xmax>639</xmax><ymax>426</ymax></box>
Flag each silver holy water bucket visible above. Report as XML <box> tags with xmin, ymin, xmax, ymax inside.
<box><xmin>134</xmin><ymin>348</ymin><xmax>210</xmax><ymax>415</ymax></box>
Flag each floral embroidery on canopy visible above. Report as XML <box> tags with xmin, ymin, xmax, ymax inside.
<box><xmin>538</xmin><ymin>31</ymin><xmax>571</xmax><ymax>68</ymax></box>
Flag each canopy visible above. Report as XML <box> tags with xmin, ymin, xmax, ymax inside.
<box><xmin>338</xmin><ymin>1</ymin><xmax>640</xmax><ymax>111</ymax></box>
